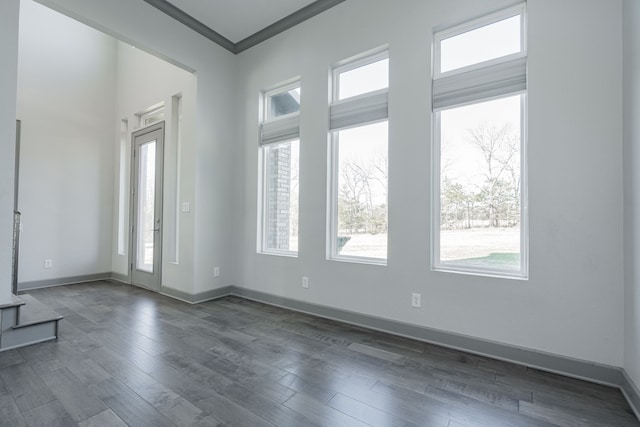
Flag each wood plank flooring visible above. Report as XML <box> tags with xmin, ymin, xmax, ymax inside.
<box><xmin>0</xmin><ymin>281</ymin><xmax>637</xmax><ymax>426</ymax></box>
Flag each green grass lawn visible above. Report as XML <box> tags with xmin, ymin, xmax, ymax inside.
<box><xmin>446</xmin><ymin>252</ymin><xmax>520</xmax><ymax>270</ymax></box>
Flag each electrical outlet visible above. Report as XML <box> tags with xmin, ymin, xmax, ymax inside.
<box><xmin>214</xmin><ymin>267</ymin><xmax>220</xmax><ymax>277</ymax></box>
<box><xmin>411</xmin><ymin>293</ymin><xmax>421</xmax><ymax>308</ymax></box>
<box><xmin>44</xmin><ymin>259</ymin><xmax>53</xmax><ymax>269</ymax></box>
<box><xmin>302</xmin><ymin>276</ymin><xmax>309</xmax><ymax>289</ymax></box>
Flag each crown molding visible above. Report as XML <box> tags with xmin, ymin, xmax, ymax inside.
<box><xmin>143</xmin><ymin>0</ymin><xmax>346</xmax><ymax>54</ymax></box>
<box><xmin>142</xmin><ymin>0</ymin><xmax>236</xmax><ymax>52</ymax></box>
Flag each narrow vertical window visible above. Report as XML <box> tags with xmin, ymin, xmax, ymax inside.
<box><xmin>329</xmin><ymin>49</ymin><xmax>389</xmax><ymax>264</ymax></box>
<box><xmin>258</xmin><ymin>81</ymin><xmax>300</xmax><ymax>255</ymax></box>
<box><xmin>433</xmin><ymin>4</ymin><xmax>528</xmax><ymax>278</ymax></box>
<box><xmin>166</xmin><ymin>94</ymin><xmax>182</xmax><ymax>264</ymax></box>
<box><xmin>117</xmin><ymin>118</ymin><xmax>128</xmax><ymax>255</ymax></box>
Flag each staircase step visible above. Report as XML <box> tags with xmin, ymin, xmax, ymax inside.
<box><xmin>0</xmin><ymin>294</ymin><xmax>25</xmax><ymax>310</ymax></box>
<box><xmin>0</xmin><ymin>293</ymin><xmax>62</xmax><ymax>351</ymax></box>
<box><xmin>14</xmin><ymin>294</ymin><xmax>63</xmax><ymax>328</ymax></box>
<box><xmin>0</xmin><ymin>295</ymin><xmax>23</xmax><ymax>332</ymax></box>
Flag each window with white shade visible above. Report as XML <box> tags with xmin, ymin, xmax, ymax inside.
<box><xmin>328</xmin><ymin>49</ymin><xmax>389</xmax><ymax>264</ymax></box>
<box><xmin>258</xmin><ymin>81</ymin><xmax>300</xmax><ymax>256</ymax></box>
<box><xmin>433</xmin><ymin>4</ymin><xmax>528</xmax><ymax>278</ymax></box>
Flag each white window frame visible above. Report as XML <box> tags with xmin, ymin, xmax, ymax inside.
<box><xmin>433</xmin><ymin>3</ymin><xmax>527</xmax><ymax>79</ymax></box>
<box><xmin>432</xmin><ymin>4</ymin><xmax>528</xmax><ymax>279</ymax></box>
<box><xmin>264</xmin><ymin>80</ymin><xmax>301</xmax><ymax>121</ymax></box>
<box><xmin>332</xmin><ymin>49</ymin><xmax>389</xmax><ymax>101</ymax></box>
<box><xmin>257</xmin><ymin>79</ymin><xmax>301</xmax><ymax>257</ymax></box>
<box><xmin>327</xmin><ymin>48</ymin><xmax>389</xmax><ymax>266</ymax></box>
<box><xmin>138</xmin><ymin>103</ymin><xmax>165</xmax><ymax>129</ymax></box>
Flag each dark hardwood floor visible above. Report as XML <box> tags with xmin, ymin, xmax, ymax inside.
<box><xmin>0</xmin><ymin>281</ymin><xmax>637</xmax><ymax>426</ymax></box>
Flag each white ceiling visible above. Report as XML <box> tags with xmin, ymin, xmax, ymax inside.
<box><xmin>166</xmin><ymin>0</ymin><xmax>317</xmax><ymax>43</ymax></box>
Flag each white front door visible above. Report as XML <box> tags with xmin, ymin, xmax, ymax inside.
<box><xmin>130</xmin><ymin>123</ymin><xmax>164</xmax><ymax>291</ymax></box>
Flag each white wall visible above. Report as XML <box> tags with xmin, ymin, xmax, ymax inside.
<box><xmin>35</xmin><ymin>0</ymin><xmax>238</xmax><ymax>295</ymax></box>
<box><xmin>623</xmin><ymin>0</ymin><xmax>640</xmax><ymax>393</ymax></box>
<box><xmin>235</xmin><ymin>0</ymin><xmax>625</xmax><ymax>366</ymax></box>
<box><xmin>13</xmin><ymin>0</ymin><xmax>627</xmax><ymax>371</ymax></box>
<box><xmin>0</xmin><ymin>0</ymin><xmax>20</xmax><ymax>304</ymax></box>
<box><xmin>16</xmin><ymin>0</ymin><xmax>116</xmax><ymax>285</ymax></box>
<box><xmin>113</xmin><ymin>41</ymin><xmax>197</xmax><ymax>295</ymax></box>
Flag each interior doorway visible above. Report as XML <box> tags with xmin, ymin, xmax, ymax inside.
<box><xmin>15</xmin><ymin>1</ymin><xmax>195</xmax><ymax>291</ymax></box>
<box><xmin>130</xmin><ymin>123</ymin><xmax>165</xmax><ymax>291</ymax></box>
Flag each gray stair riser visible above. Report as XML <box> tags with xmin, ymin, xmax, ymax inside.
<box><xmin>1</xmin><ymin>306</ymin><xmax>19</xmax><ymax>331</ymax></box>
<box><xmin>0</xmin><ymin>320</ymin><xmax>60</xmax><ymax>351</ymax></box>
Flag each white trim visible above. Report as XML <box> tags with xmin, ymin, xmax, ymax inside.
<box><xmin>519</xmin><ymin>93</ymin><xmax>530</xmax><ymax>278</ymax></box>
<box><xmin>264</xmin><ymin>78</ymin><xmax>301</xmax><ymax>94</ymax></box>
<box><xmin>326</xmin><ymin>131</ymin><xmax>339</xmax><ymax>260</ymax></box>
<box><xmin>430</xmin><ymin>110</ymin><xmax>442</xmax><ymax>273</ymax></box>
<box><xmin>258</xmin><ymin>139</ymin><xmax>300</xmax><ymax>256</ymax></box>
<box><xmin>431</xmin><ymin>4</ymin><xmax>528</xmax><ymax>280</ymax></box>
<box><xmin>330</xmin><ymin>254</ymin><xmax>387</xmax><ymax>267</ymax></box>
<box><xmin>129</xmin><ymin>123</ymin><xmax>165</xmax><ymax>291</ymax></box>
<box><xmin>256</xmin><ymin>145</ymin><xmax>266</xmax><ymax>254</ymax></box>
<box><xmin>433</xmin><ymin>264</ymin><xmax>528</xmax><ymax>281</ymax></box>
<box><xmin>432</xmin><ymin>94</ymin><xmax>528</xmax><ymax>280</ymax></box>
<box><xmin>327</xmin><ymin>49</ymin><xmax>390</xmax><ymax>265</ymax></box>
<box><xmin>257</xmin><ymin>79</ymin><xmax>301</xmax><ymax>257</ymax></box>
<box><xmin>264</xmin><ymin>80</ymin><xmax>301</xmax><ymax>121</ymax></box>
<box><xmin>434</xmin><ymin>3</ymin><xmax>526</xmax><ymax>79</ymax></box>
<box><xmin>327</xmin><ymin>123</ymin><xmax>389</xmax><ymax>265</ymax></box>
<box><xmin>136</xmin><ymin>102</ymin><xmax>165</xmax><ymax>129</ymax></box>
<box><xmin>260</xmin><ymin>249</ymin><xmax>299</xmax><ymax>258</ymax></box>
<box><xmin>333</xmin><ymin>47</ymin><xmax>389</xmax><ymax>72</ymax></box>
<box><xmin>332</xmin><ymin>48</ymin><xmax>389</xmax><ymax>101</ymax></box>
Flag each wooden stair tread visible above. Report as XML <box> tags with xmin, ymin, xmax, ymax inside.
<box><xmin>14</xmin><ymin>294</ymin><xmax>62</xmax><ymax>328</ymax></box>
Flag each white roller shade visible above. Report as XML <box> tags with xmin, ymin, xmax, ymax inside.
<box><xmin>260</xmin><ymin>114</ymin><xmax>300</xmax><ymax>146</ymax></box>
<box><xmin>433</xmin><ymin>56</ymin><xmax>526</xmax><ymax>111</ymax></box>
<box><xmin>330</xmin><ymin>90</ymin><xmax>388</xmax><ymax>131</ymax></box>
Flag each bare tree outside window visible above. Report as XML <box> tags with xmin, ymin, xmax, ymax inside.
<box><xmin>433</xmin><ymin>4</ymin><xmax>527</xmax><ymax>277</ymax></box>
<box><xmin>335</xmin><ymin>121</ymin><xmax>388</xmax><ymax>259</ymax></box>
<box><xmin>440</xmin><ymin>95</ymin><xmax>522</xmax><ymax>270</ymax></box>
<box><xmin>330</xmin><ymin>49</ymin><xmax>389</xmax><ymax>263</ymax></box>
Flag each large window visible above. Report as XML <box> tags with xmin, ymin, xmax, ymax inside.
<box><xmin>259</xmin><ymin>81</ymin><xmax>300</xmax><ymax>255</ymax></box>
<box><xmin>433</xmin><ymin>4</ymin><xmax>528</xmax><ymax>278</ymax></box>
<box><xmin>329</xmin><ymin>49</ymin><xmax>389</xmax><ymax>264</ymax></box>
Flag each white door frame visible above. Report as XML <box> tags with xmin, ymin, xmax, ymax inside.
<box><xmin>129</xmin><ymin>122</ymin><xmax>164</xmax><ymax>292</ymax></box>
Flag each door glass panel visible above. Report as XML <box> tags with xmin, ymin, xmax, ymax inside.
<box><xmin>136</xmin><ymin>140</ymin><xmax>156</xmax><ymax>273</ymax></box>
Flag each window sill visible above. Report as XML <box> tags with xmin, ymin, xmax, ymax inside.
<box><xmin>328</xmin><ymin>255</ymin><xmax>387</xmax><ymax>267</ymax></box>
<box><xmin>433</xmin><ymin>263</ymin><xmax>528</xmax><ymax>280</ymax></box>
<box><xmin>258</xmin><ymin>250</ymin><xmax>298</xmax><ymax>258</ymax></box>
